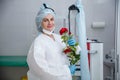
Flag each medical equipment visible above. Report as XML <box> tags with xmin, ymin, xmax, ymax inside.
<box><xmin>104</xmin><ymin>50</ymin><xmax>115</xmax><ymax>80</ymax></box>
<box><xmin>68</xmin><ymin>4</ymin><xmax>79</xmax><ymax>33</ymax></box>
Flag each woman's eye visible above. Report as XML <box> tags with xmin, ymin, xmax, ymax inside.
<box><xmin>51</xmin><ymin>18</ymin><xmax>54</xmax><ymax>21</ymax></box>
<box><xmin>43</xmin><ymin>19</ymin><xmax>48</xmax><ymax>22</ymax></box>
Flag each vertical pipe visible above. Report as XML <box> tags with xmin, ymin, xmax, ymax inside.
<box><xmin>68</xmin><ymin>10</ymin><xmax>71</xmax><ymax>33</ymax></box>
<box><xmin>115</xmin><ymin>0</ymin><xmax>119</xmax><ymax>80</ymax></box>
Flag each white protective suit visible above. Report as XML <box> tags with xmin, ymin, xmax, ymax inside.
<box><xmin>27</xmin><ymin>33</ymin><xmax>72</xmax><ymax>80</ymax></box>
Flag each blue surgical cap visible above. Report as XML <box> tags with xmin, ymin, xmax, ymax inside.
<box><xmin>36</xmin><ymin>3</ymin><xmax>55</xmax><ymax>32</ymax></box>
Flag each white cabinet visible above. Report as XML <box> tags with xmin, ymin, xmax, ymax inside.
<box><xmin>89</xmin><ymin>42</ymin><xmax>103</xmax><ymax>80</ymax></box>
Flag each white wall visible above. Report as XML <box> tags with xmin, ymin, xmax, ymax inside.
<box><xmin>0</xmin><ymin>0</ymin><xmax>36</xmax><ymax>56</ymax></box>
<box><xmin>0</xmin><ymin>0</ymin><xmax>116</xmax><ymax>57</ymax></box>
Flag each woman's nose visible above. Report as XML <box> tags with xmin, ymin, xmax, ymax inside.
<box><xmin>48</xmin><ymin>20</ymin><xmax>52</xmax><ymax>24</ymax></box>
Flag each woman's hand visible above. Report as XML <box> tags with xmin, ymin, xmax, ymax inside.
<box><xmin>69</xmin><ymin>65</ymin><xmax>76</xmax><ymax>75</ymax></box>
<box><xmin>67</xmin><ymin>39</ymin><xmax>76</xmax><ymax>46</ymax></box>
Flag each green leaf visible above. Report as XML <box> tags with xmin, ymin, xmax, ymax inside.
<box><xmin>75</xmin><ymin>42</ymin><xmax>79</xmax><ymax>46</ymax></box>
<box><xmin>69</xmin><ymin>46</ymin><xmax>76</xmax><ymax>51</ymax></box>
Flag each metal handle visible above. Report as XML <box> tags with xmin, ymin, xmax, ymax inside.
<box><xmin>88</xmin><ymin>50</ymin><xmax>97</xmax><ymax>54</ymax></box>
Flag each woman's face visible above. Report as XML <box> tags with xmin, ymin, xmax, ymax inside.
<box><xmin>41</xmin><ymin>14</ymin><xmax>55</xmax><ymax>32</ymax></box>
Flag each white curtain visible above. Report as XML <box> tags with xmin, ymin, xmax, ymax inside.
<box><xmin>75</xmin><ymin>0</ymin><xmax>90</xmax><ymax>80</ymax></box>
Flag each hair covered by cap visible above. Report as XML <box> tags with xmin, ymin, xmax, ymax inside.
<box><xmin>35</xmin><ymin>3</ymin><xmax>55</xmax><ymax>32</ymax></box>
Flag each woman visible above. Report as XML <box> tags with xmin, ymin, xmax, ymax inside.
<box><xmin>27</xmin><ymin>3</ymin><xmax>73</xmax><ymax>80</ymax></box>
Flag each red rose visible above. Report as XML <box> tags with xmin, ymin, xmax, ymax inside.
<box><xmin>63</xmin><ymin>47</ymin><xmax>72</xmax><ymax>54</ymax></box>
<box><xmin>59</xmin><ymin>27</ymin><xmax>68</xmax><ymax>35</ymax></box>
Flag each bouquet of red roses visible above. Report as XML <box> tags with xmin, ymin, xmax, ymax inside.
<box><xmin>59</xmin><ymin>27</ymin><xmax>80</xmax><ymax>65</ymax></box>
